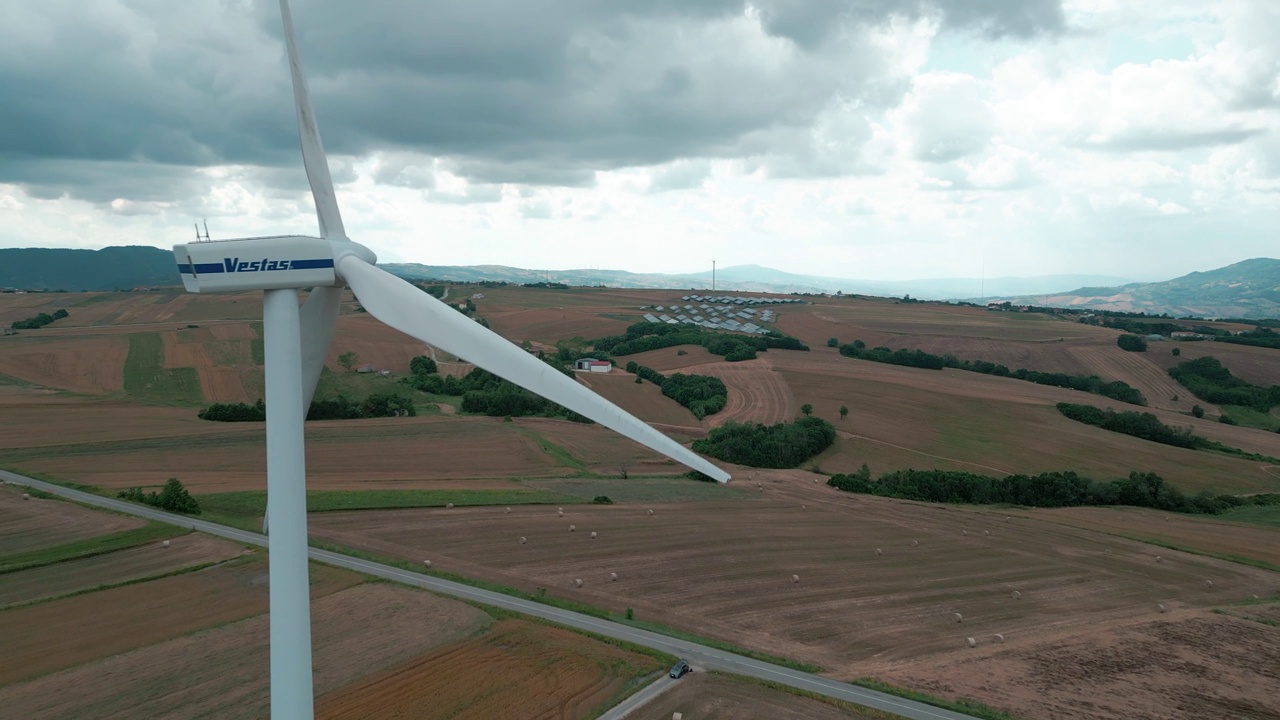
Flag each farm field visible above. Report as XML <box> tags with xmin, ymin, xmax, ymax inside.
<box><xmin>633</xmin><ymin>673</ymin><xmax>882</xmax><ymax>720</ymax></box>
<box><xmin>308</xmin><ymin>481</ymin><xmax>1280</xmax><ymax>680</ymax></box>
<box><xmin>0</xmin><ymin>485</ymin><xmax>144</xmax><ymax>556</ymax></box>
<box><xmin>0</xmin><ymin>532</ymin><xmax>247</xmax><ymax>607</ymax></box>
<box><xmin>0</xmin><ymin>554</ymin><xmax>361</xmax><ymax>685</ymax></box>
<box><xmin>315</xmin><ymin>619</ymin><xmax>664</xmax><ymax>720</ymax></box>
<box><xmin>7</xmin><ymin>288</ymin><xmax>1280</xmax><ymax>718</ymax></box>
<box><xmin>880</xmin><ymin>608</ymin><xmax>1280</xmax><ymax>720</ymax></box>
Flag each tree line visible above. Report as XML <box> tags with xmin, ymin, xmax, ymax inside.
<box><xmin>692</xmin><ymin>416</ymin><xmax>835</xmax><ymax>468</ymax></box>
<box><xmin>826</xmin><ymin>466</ymin><xmax>1280</xmax><ymax>516</ymax></box>
<box><xmin>624</xmin><ymin>361</ymin><xmax>727</xmax><ymax>419</ymax></box>
<box><xmin>1056</xmin><ymin>402</ymin><xmax>1197</xmax><ymax>448</ymax></box>
<box><xmin>592</xmin><ymin>322</ymin><xmax>808</xmax><ymax>361</ymax></box>
<box><xmin>1168</xmin><ymin>356</ymin><xmax>1280</xmax><ymax>411</ymax></box>
<box><xmin>838</xmin><ymin>340</ymin><xmax>1147</xmax><ymax>405</ymax></box>
<box><xmin>11</xmin><ymin>308</ymin><xmax>68</xmax><ymax>330</ymax></box>
<box><xmin>199</xmin><ymin>393</ymin><xmax>416</xmax><ymax>422</ymax></box>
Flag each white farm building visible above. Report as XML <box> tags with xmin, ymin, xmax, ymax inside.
<box><xmin>573</xmin><ymin>358</ymin><xmax>613</xmax><ymax>373</ymax></box>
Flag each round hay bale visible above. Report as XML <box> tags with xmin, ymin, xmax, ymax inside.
<box><xmin>911</xmin><ymin>540</ymin><xmax>919</xmax><ymax>547</ymax></box>
<box><xmin>574</xmin><ymin>578</ymin><xmax>583</xmax><ymax>588</ymax></box>
<box><xmin>953</xmin><ymin>612</ymin><xmax>964</xmax><ymax>623</ymax></box>
<box><xmin>162</xmin><ymin>540</ymin><xmax>170</xmax><ymax>548</ymax></box>
<box><xmin>1204</xmin><ymin>579</ymin><xmax>1213</xmax><ymax>588</ymax></box>
<box><xmin>519</xmin><ymin>536</ymin><xmax>527</xmax><ymax>544</ymax></box>
<box><xmin>1157</xmin><ymin>603</ymin><xmax>1167</xmax><ymax>613</ymax></box>
<box><xmin>423</xmin><ymin>560</ymin><xmax>432</xmax><ymax>568</ymax></box>
<box><xmin>962</xmin><ymin>530</ymin><xmax>968</xmax><ymax>536</ymax></box>
<box><xmin>966</xmin><ymin>637</ymin><xmax>976</xmax><ymax>648</ymax></box>
<box><xmin>993</xmin><ymin>633</ymin><xmax>1005</xmax><ymax>643</ymax></box>
<box><xmin>569</xmin><ymin>524</ymin><xmax>576</xmax><ymax>532</ymax></box>
<box><xmin>802</xmin><ymin>504</ymin><xmax>807</xmax><ymax>511</ymax></box>
<box><xmin>647</xmin><ymin>508</ymin><xmax>654</xmax><ymax>516</ymax></box>
<box><xmin>983</xmin><ymin>530</ymin><xmax>990</xmax><ymax>536</ymax></box>
<box><xmin>22</xmin><ymin>493</ymin><xmax>29</xmax><ymax>500</ymax></box>
<box><xmin>558</xmin><ymin>507</ymin><xmax>564</xmax><ymax>516</ymax></box>
<box><xmin>610</xmin><ymin>572</ymin><xmax>618</xmax><ymax>582</ymax></box>
<box><xmin>791</xmin><ymin>574</ymin><xmax>800</xmax><ymax>584</ymax></box>
<box><xmin>673</xmin><ymin>713</ymin><xmax>684</xmax><ymax>720</ymax></box>
<box><xmin>590</xmin><ymin>531</ymin><xmax>597</xmax><ymax>539</ymax></box>
<box><xmin>875</xmin><ymin>548</ymin><xmax>882</xmax><ymax>556</ymax></box>
<box><xmin>446</xmin><ymin>502</ymin><xmax>453</xmax><ymax>509</ymax></box>
<box><xmin>1155</xmin><ymin>555</ymin><xmax>1162</xmax><ymax>563</ymax></box>
<box><xmin>1004</xmin><ymin>516</ymin><xmax>1010</xmax><ymax>523</ymax></box>
<box><xmin>1011</xmin><ymin>590</ymin><xmax>1021</xmax><ymax>599</ymax></box>
<box><xmin>505</xmin><ymin>507</ymin><xmax>511</xmax><ymax>514</ymax></box>
<box><xmin>1104</xmin><ymin>548</ymin><xmax>1112</xmax><ymax>555</ymax></box>
<box><xmin>813</xmin><ymin>478</ymin><xmax>819</xmax><ymax>483</ymax></box>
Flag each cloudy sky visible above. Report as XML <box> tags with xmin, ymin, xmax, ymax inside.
<box><xmin>1</xmin><ymin>0</ymin><xmax>1276</xmax><ymax>281</ymax></box>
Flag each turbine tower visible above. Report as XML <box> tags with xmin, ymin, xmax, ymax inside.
<box><xmin>172</xmin><ymin>3</ymin><xmax>730</xmax><ymax>717</ymax></box>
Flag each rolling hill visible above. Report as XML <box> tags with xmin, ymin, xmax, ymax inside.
<box><xmin>1004</xmin><ymin>258</ymin><xmax>1280</xmax><ymax>319</ymax></box>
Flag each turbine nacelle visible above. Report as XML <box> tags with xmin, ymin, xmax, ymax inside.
<box><xmin>173</xmin><ymin>236</ymin><xmax>376</xmax><ymax>293</ymax></box>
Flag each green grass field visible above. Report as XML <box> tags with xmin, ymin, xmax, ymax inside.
<box><xmin>198</xmin><ymin>488</ymin><xmax>584</xmax><ymax>531</ymax></box>
<box><xmin>122</xmin><ymin>333</ymin><xmax>203</xmax><ymax>404</ymax></box>
<box><xmin>1219</xmin><ymin>405</ymin><xmax>1280</xmax><ymax>432</ymax></box>
<box><xmin>0</xmin><ymin>522</ymin><xmax>188</xmax><ymax>574</ymax></box>
<box><xmin>1219</xmin><ymin>504</ymin><xmax>1280</xmax><ymax>528</ymax></box>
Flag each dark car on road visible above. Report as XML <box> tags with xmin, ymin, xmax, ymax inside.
<box><xmin>669</xmin><ymin>659</ymin><xmax>691</xmax><ymax>678</ymax></box>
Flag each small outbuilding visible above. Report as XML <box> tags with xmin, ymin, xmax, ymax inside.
<box><xmin>573</xmin><ymin>358</ymin><xmax>613</xmax><ymax>373</ymax></box>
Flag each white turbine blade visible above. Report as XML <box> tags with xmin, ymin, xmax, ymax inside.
<box><xmin>279</xmin><ymin>0</ymin><xmax>345</xmax><ymax>239</ymax></box>
<box><xmin>337</xmin><ymin>256</ymin><xmax>731</xmax><ymax>482</ymax></box>
<box><xmin>299</xmin><ymin>286</ymin><xmax>344</xmax><ymax>409</ymax></box>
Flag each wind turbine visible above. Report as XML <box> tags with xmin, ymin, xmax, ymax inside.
<box><xmin>172</xmin><ymin>2</ymin><xmax>730</xmax><ymax>717</ymax></box>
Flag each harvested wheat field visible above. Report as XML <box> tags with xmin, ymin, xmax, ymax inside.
<box><xmin>0</xmin><ymin>485</ymin><xmax>143</xmax><ymax>556</ymax></box>
<box><xmin>575</xmin><ymin>372</ymin><xmax>699</xmax><ymax>428</ymax></box>
<box><xmin>881</xmin><ymin>608</ymin><xmax>1280</xmax><ymax>720</ymax></box>
<box><xmin>515</xmin><ymin>417</ymin><xmax>684</xmax><ymax>475</ymax></box>
<box><xmin>0</xmin><ymin>533</ymin><xmax>247</xmax><ymax>607</ymax></box>
<box><xmin>309</xmin><ymin>485</ymin><xmax>1280</xmax><ymax>678</ymax></box>
<box><xmin>0</xmin><ymin>582</ymin><xmax>491</xmax><ymax>720</ymax></box>
<box><xmin>485</xmin><ymin>306</ymin><xmax>634</xmax><ymax>346</ymax></box>
<box><xmin>316</xmin><ymin>619</ymin><xmax>663</xmax><ymax>720</ymax></box>
<box><xmin>0</xmin><ymin>555</ymin><xmax>361</xmax><ymax>685</ymax></box>
<box><xmin>633</xmin><ymin>672</ymin><xmax>881</xmax><ymax>720</ymax></box>
<box><xmin>1010</xmin><ymin>505</ymin><xmax>1280</xmax><ymax>569</ymax></box>
<box><xmin>687</xmin><ymin>360</ymin><xmax>797</xmax><ymax>427</ymax></box>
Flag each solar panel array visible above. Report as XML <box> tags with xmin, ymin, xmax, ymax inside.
<box><xmin>638</xmin><ymin>294</ymin><xmax>802</xmax><ymax>334</ymax></box>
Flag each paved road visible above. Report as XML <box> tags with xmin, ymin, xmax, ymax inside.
<box><xmin>2</xmin><ymin>469</ymin><xmax>979</xmax><ymax>720</ymax></box>
<box><xmin>596</xmin><ymin>674</ymin><xmax>680</xmax><ymax>720</ymax></box>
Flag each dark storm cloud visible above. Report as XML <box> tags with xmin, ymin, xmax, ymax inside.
<box><xmin>0</xmin><ymin>0</ymin><xmax>1064</xmax><ymax>202</ymax></box>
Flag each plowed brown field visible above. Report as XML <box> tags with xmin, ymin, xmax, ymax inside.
<box><xmin>1068</xmin><ymin>344</ymin><xmax>1204</xmax><ymax>412</ymax></box>
<box><xmin>0</xmin><ymin>336</ymin><xmax>128</xmax><ymax>393</ymax></box>
<box><xmin>576</xmin><ymin>372</ymin><xmax>698</xmax><ymax>428</ymax></box>
<box><xmin>0</xmin><ymin>485</ymin><xmax>143</xmax><ymax>556</ymax></box>
<box><xmin>882</xmin><ymin>609</ymin><xmax>1280</xmax><ymax>720</ymax></box>
<box><xmin>486</xmin><ymin>307</ymin><xmax>633</xmax><ymax>346</ymax></box>
<box><xmin>1151</xmin><ymin>339</ymin><xmax>1280</xmax><ymax>387</ymax></box>
<box><xmin>315</xmin><ymin>619</ymin><xmax>663</xmax><ymax>720</ymax></box>
<box><xmin>690</xmin><ymin>360</ymin><xmax>797</xmax><ymax>427</ymax></box>
<box><xmin>634</xmin><ymin>672</ymin><xmax>879</xmax><ymax>719</ymax></box>
<box><xmin>309</xmin><ymin>487</ymin><xmax>1280</xmax><ymax>678</ymax></box>
<box><xmin>0</xmin><ymin>583</ymin><xmax>491</xmax><ymax>719</ymax></box>
<box><xmin>0</xmin><ymin>556</ymin><xmax>361</xmax><ymax>684</ymax></box>
<box><xmin>0</xmin><ymin>533</ymin><xmax>248</xmax><ymax>607</ymax></box>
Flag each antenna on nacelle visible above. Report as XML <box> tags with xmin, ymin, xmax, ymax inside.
<box><xmin>195</xmin><ymin>219</ymin><xmax>211</xmax><ymax>242</ymax></box>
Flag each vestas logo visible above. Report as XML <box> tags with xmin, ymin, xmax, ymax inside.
<box><xmin>224</xmin><ymin>257</ymin><xmax>297</xmax><ymax>272</ymax></box>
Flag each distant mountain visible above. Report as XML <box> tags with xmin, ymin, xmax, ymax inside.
<box><xmin>0</xmin><ymin>246</ymin><xmax>181</xmax><ymax>291</ymax></box>
<box><xmin>1001</xmin><ymin>258</ymin><xmax>1280</xmax><ymax>319</ymax></box>
<box><xmin>381</xmin><ymin>261</ymin><xmax>1133</xmax><ymax>300</ymax></box>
